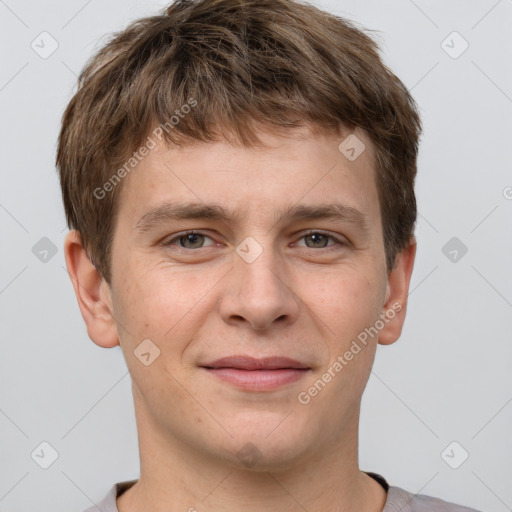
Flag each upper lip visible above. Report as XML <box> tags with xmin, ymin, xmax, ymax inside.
<box><xmin>200</xmin><ymin>355</ymin><xmax>310</xmax><ymax>370</ymax></box>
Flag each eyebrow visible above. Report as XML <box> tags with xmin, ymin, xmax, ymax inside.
<box><xmin>134</xmin><ymin>201</ymin><xmax>371</xmax><ymax>234</ymax></box>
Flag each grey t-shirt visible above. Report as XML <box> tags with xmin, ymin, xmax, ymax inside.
<box><xmin>83</xmin><ymin>472</ymin><xmax>481</xmax><ymax>512</ymax></box>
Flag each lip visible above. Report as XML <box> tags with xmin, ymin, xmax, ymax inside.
<box><xmin>200</xmin><ymin>356</ymin><xmax>311</xmax><ymax>391</ymax></box>
<box><xmin>201</xmin><ymin>355</ymin><xmax>310</xmax><ymax>370</ymax></box>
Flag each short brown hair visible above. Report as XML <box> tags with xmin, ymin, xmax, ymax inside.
<box><xmin>56</xmin><ymin>0</ymin><xmax>422</xmax><ymax>284</ymax></box>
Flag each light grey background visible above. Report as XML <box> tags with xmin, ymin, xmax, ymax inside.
<box><xmin>1</xmin><ymin>0</ymin><xmax>511</xmax><ymax>511</ymax></box>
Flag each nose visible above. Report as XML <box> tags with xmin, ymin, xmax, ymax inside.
<box><xmin>218</xmin><ymin>242</ymin><xmax>300</xmax><ymax>331</ymax></box>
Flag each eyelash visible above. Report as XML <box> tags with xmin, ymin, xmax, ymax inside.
<box><xmin>162</xmin><ymin>230</ymin><xmax>347</xmax><ymax>251</ymax></box>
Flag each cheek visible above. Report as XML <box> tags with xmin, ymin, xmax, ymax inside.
<box><xmin>303</xmin><ymin>268</ymin><xmax>383</xmax><ymax>336</ymax></box>
<box><xmin>304</xmin><ymin>271</ymin><xmax>384</xmax><ymax>395</ymax></box>
<box><xmin>114</xmin><ymin>260</ymin><xmax>216</xmax><ymax>350</ymax></box>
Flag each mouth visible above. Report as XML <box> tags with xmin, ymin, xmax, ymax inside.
<box><xmin>199</xmin><ymin>355</ymin><xmax>311</xmax><ymax>391</ymax></box>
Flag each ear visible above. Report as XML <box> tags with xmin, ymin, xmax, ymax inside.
<box><xmin>64</xmin><ymin>230</ymin><xmax>119</xmax><ymax>348</ymax></box>
<box><xmin>378</xmin><ymin>238</ymin><xmax>417</xmax><ymax>346</ymax></box>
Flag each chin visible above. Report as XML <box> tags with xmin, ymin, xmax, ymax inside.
<box><xmin>214</xmin><ymin>415</ymin><xmax>314</xmax><ymax>472</ymax></box>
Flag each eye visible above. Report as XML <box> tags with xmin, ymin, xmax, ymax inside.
<box><xmin>295</xmin><ymin>230</ymin><xmax>345</xmax><ymax>250</ymax></box>
<box><xmin>163</xmin><ymin>231</ymin><xmax>215</xmax><ymax>250</ymax></box>
<box><xmin>162</xmin><ymin>230</ymin><xmax>346</xmax><ymax>251</ymax></box>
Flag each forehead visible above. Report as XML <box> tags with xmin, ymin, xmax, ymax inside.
<box><xmin>115</xmin><ymin>124</ymin><xmax>381</xmax><ymax>231</ymax></box>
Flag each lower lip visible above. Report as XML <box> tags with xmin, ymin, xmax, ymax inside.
<box><xmin>203</xmin><ymin>368</ymin><xmax>309</xmax><ymax>391</ymax></box>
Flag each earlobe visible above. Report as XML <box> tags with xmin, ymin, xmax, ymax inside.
<box><xmin>378</xmin><ymin>238</ymin><xmax>417</xmax><ymax>346</ymax></box>
<box><xmin>64</xmin><ymin>230</ymin><xmax>120</xmax><ymax>348</ymax></box>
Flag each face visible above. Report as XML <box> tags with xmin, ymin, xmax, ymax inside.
<box><xmin>68</xmin><ymin>123</ymin><xmax>414</xmax><ymax>472</ymax></box>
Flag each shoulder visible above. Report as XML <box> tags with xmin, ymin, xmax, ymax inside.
<box><xmin>80</xmin><ymin>480</ymin><xmax>137</xmax><ymax>512</ymax></box>
<box><xmin>384</xmin><ymin>486</ymin><xmax>482</xmax><ymax>512</ymax></box>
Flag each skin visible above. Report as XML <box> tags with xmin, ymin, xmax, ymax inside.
<box><xmin>65</xmin><ymin>122</ymin><xmax>416</xmax><ymax>512</ymax></box>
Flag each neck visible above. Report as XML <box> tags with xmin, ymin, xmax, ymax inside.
<box><xmin>117</xmin><ymin>387</ymin><xmax>387</xmax><ymax>512</ymax></box>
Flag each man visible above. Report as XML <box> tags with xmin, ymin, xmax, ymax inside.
<box><xmin>56</xmin><ymin>0</ymin><xmax>481</xmax><ymax>510</ymax></box>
